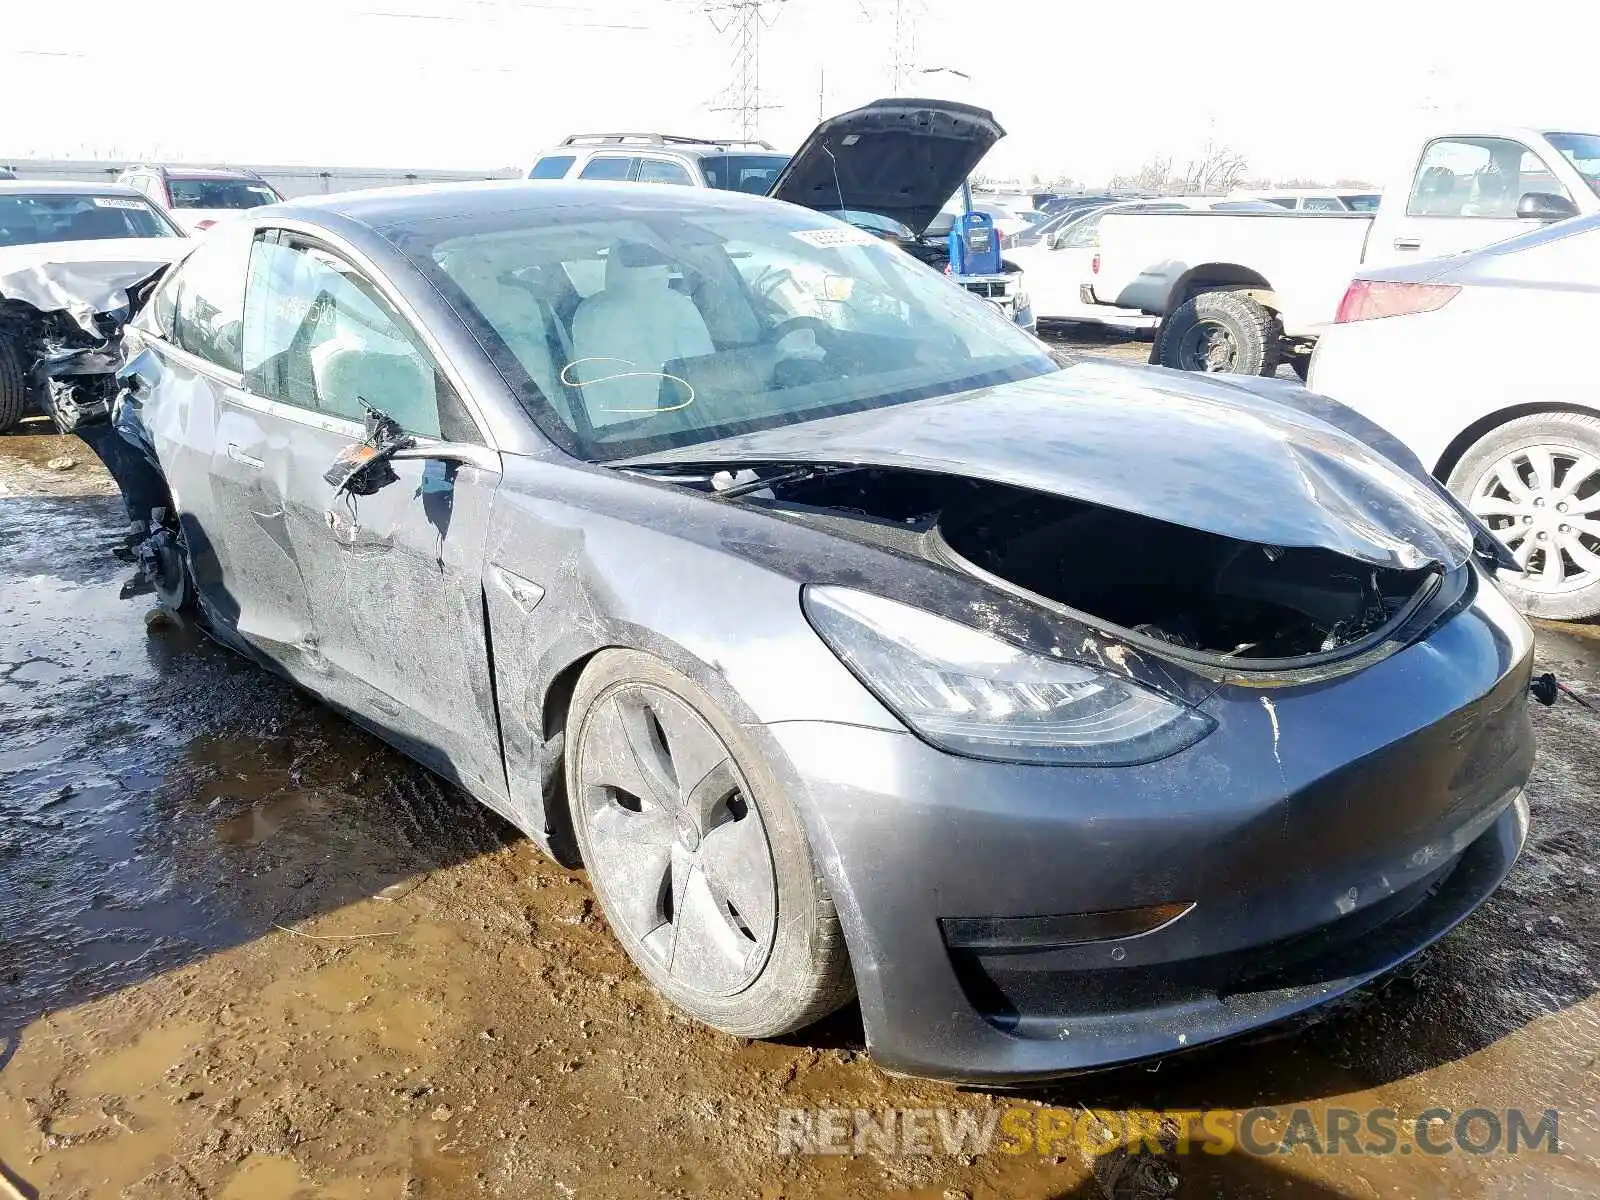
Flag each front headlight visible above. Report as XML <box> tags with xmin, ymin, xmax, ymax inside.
<box><xmin>804</xmin><ymin>587</ymin><xmax>1214</xmax><ymax>766</ymax></box>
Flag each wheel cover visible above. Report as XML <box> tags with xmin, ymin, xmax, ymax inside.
<box><xmin>1177</xmin><ymin>319</ymin><xmax>1238</xmax><ymax>372</ymax></box>
<box><xmin>577</xmin><ymin>683</ymin><xmax>778</xmax><ymax>996</ymax></box>
<box><xmin>1469</xmin><ymin>444</ymin><xmax>1600</xmax><ymax>595</ymax></box>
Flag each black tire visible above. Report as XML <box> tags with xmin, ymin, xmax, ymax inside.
<box><xmin>1157</xmin><ymin>290</ymin><xmax>1281</xmax><ymax>376</ymax></box>
<box><xmin>1289</xmin><ymin>353</ymin><xmax>1312</xmax><ymax>383</ymax></box>
<box><xmin>565</xmin><ymin>649</ymin><xmax>854</xmax><ymax>1038</ymax></box>
<box><xmin>148</xmin><ymin>525</ymin><xmax>196</xmax><ymax>615</ymax></box>
<box><xmin>1446</xmin><ymin>411</ymin><xmax>1600</xmax><ymax>621</ymax></box>
<box><xmin>0</xmin><ymin>336</ymin><xmax>30</xmax><ymax>433</ymax></box>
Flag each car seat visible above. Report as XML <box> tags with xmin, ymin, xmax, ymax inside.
<box><xmin>570</xmin><ymin>241</ymin><xmax>714</xmax><ymax>427</ymax></box>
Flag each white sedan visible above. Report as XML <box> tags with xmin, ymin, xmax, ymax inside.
<box><xmin>1309</xmin><ymin>214</ymin><xmax>1600</xmax><ymax>619</ymax></box>
<box><xmin>1008</xmin><ymin>198</ymin><xmax>1282</xmax><ymax>327</ymax></box>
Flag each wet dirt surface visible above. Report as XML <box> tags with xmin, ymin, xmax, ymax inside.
<box><xmin>2</xmin><ymin>414</ymin><xmax>1599</xmax><ymax>1199</ymax></box>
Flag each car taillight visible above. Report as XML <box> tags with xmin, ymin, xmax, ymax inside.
<box><xmin>1091</xmin><ymin>253</ymin><xmax>1100</xmax><ymax>275</ymax></box>
<box><xmin>1334</xmin><ymin>279</ymin><xmax>1459</xmax><ymax>323</ymax></box>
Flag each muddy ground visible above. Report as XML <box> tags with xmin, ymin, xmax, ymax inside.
<box><xmin>2</xmin><ymin>339</ymin><xmax>1599</xmax><ymax>1198</ymax></box>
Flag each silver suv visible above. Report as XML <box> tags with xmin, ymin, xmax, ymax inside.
<box><xmin>524</xmin><ymin>134</ymin><xmax>790</xmax><ymax>193</ymax></box>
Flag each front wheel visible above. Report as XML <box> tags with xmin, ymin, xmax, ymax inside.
<box><xmin>1447</xmin><ymin>412</ymin><xmax>1600</xmax><ymax>620</ymax></box>
<box><xmin>0</xmin><ymin>337</ymin><xmax>31</xmax><ymax>433</ymax></box>
<box><xmin>566</xmin><ymin>649</ymin><xmax>854</xmax><ymax>1038</ymax></box>
<box><xmin>1157</xmin><ymin>290</ymin><xmax>1281</xmax><ymax>376</ymax></box>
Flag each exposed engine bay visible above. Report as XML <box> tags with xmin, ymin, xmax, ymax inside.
<box><xmin>693</xmin><ymin>464</ymin><xmax>1439</xmax><ymax>664</ymax></box>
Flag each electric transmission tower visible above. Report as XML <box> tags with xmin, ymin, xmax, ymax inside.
<box><xmin>705</xmin><ymin>0</ymin><xmax>787</xmax><ymax>142</ymax></box>
<box><xmin>859</xmin><ymin>0</ymin><xmax>923</xmax><ymax>93</ymax></box>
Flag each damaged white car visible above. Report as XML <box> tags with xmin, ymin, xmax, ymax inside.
<box><xmin>0</xmin><ymin>181</ymin><xmax>187</xmax><ymax>432</ymax></box>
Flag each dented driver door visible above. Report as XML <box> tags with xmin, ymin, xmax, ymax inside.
<box><xmin>232</xmin><ymin>232</ymin><xmax>510</xmax><ymax>801</ymax></box>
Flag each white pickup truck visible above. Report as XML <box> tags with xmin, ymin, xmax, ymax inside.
<box><xmin>1085</xmin><ymin>127</ymin><xmax>1600</xmax><ymax>376</ymax></box>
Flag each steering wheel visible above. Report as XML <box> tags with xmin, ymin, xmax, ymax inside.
<box><xmin>768</xmin><ymin>315</ymin><xmax>833</xmax><ymax>346</ymax></box>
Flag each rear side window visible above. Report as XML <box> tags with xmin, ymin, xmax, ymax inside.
<box><xmin>170</xmin><ymin>225</ymin><xmax>254</xmax><ymax>372</ymax></box>
<box><xmin>578</xmin><ymin>156</ymin><xmax>636</xmax><ymax>181</ymax></box>
<box><xmin>635</xmin><ymin>158</ymin><xmax>694</xmax><ymax>186</ymax></box>
<box><xmin>241</xmin><ymin>237</ymin><xmax>469</xmax><ymax>440</ymax></box>
<box><xmin>528</xmin><ymin>155</ymin><xmax>575</xmax><ymax>180</ymax></box>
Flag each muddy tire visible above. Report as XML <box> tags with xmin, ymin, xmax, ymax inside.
<box><xmin>1157</xmin><ymin>290</ymin><xmax>1281</xmax><ymax>376</ymax></box>
<box><xmin>1447</xmin><ymin>412</ymin><xmax>1600</xmax><ymax>620</ymax></box>
<box><xmin>0</xmin><ymin>336</ymin><xmax>30</xmax><ymax>433</ymax></box>
<box><xmin>566</xmin><ymin>649</ymin><xmax>853</xmax><ymax>1038</ymax></box>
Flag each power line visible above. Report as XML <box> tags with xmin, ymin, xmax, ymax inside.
<box><xmin>704</xmin><ymin>0</ymin><xmax>786</xmax><ymax>142</ymax></box>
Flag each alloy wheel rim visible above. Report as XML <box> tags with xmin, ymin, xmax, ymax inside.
<box><xmin>1470</xmin><ymin>444</ymin><xmax>1600</xmax><ymax>594</ymax></box>
<box><xmin>578</xmin><ymin>684</ymin><xmax>777</xmax><ymax>996</ymax></box>
<box><xmin>1178</xmin><ymin>320</ymin><xmax>1238</xmax><ymax>372</ymax></box>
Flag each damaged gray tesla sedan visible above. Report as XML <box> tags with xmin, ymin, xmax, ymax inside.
<box><xmin>115</xmin><ymin>181</ymin><xmax>1536</xmax><ymax>1083</ymax></box>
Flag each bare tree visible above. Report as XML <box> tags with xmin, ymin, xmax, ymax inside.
<box><xmin>1178</xmin><ymin>140</ymin><xmax>1249</xmax><ymax>195</ymax></box>
<box><xmin>1110</xmin><ymin>154</ymin><xmax>1175</xmax><ymax>194</ymax></box>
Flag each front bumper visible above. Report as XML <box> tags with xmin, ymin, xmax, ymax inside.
<box><xmin>765</xmin><ymin>571</ymin><xmax>1535</xmax><ymax>1083</ymax></box>
<box><xmin>958</xmin><ymin>274</ymin><xmax>1035</xmax><ymax>331</ymax></box>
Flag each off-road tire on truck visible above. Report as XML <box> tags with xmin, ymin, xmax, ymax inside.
<box><xmin>0</xmin><ymin>336</ymin><xmax>30</xmax><ymax>433</ymax></box>
<box><xmin>566</xmin><ymin>649</ymin><xmax>855</xmax><ymax>1038</ymax></box>
<box><xmin>1447</xmin><ymin>412</ymin><xmax>1600</xmax><ymax>621</ymax></box>
<box><xmin>1157</xmin><ymin>290</ymin><xmax>1282</xmax><ymax>377</ymax></box>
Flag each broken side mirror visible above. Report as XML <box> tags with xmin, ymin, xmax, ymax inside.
<box><xmin>323</xmin><ymin>439</ymin><xmax>499</xmax><ymax>499</ymax></box>
<box><xmin>1515</xmin><ymin>191</ymin><xmax>1579</xmax><ymax>221</ymax></box>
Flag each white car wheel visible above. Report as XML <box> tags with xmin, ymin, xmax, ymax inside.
<box><xmin>1448</xmin><ymin>413</ymin><xmax>1600</xmax><ymax>620</ymax></box>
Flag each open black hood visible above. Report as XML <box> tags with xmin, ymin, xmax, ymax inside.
<box><xmin>766</xmin><ymin>98</ymin><xmax>1005</xmax><ymax>238</ymax></box>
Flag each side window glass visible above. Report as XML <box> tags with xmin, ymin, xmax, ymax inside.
<box><xmin>1303</xmin><ymin>197</ymin><xmax>1342</xmax><ymax>212</ymax></box>
<box><xmin>578</xmin><ymin>156</ymin><xmax>637</xmax><ymax>182</ymax></box>
<box><xmin>529</xmin><ymin>155</ymin><xmax>575</xmax><ymax>180</ymax></box>
<box><xmin>241</xmin><ymin>239</ymin><xmax>455</xmax><ymax>438</ymax></box>
<box><xmin>1408</xmin><ymin>137</ymin><xmax>1561</xmax><ymax>218</ymax></box>
<box><xmin>635</xmin><ymin>158</ymin><xmax>694</xmax><ymax>186</ymax></box>
<box><xmin>1515</xmin><ymin>147</ymin><xmax>1574</xmax><ymax>209</ymax></box>
<box><xmin>170</xmin><ymin>225</ymin><xmax>253</xmax><ymax>372</ymax></box>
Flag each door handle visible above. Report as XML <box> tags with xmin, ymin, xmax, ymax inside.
<box><xmin>227</xmin><ymin>443</ymin><xmax>264</xmax><ymax>469</ymax></box>
<box><xmin>1392</xmin><ymin>237</ymin><xmax>1423</xmax><ymax>251</ymax></box>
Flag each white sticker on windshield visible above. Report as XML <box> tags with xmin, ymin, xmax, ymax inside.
<box><xmin>792</xmin><ymin>227</ymin><xmax>880</xmax><ymax>249</ymax></box>
<box><xmin>91</xmin><ymin>197</ymin><xmax>147</xmax><ymax>210</ymax></box>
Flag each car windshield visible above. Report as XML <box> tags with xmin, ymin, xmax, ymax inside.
<box><xmin>0</xmin><ymin>193</ymin><xmax>179</xmax><ymax>246</ymax></box>
<box><xmin>816</xmin><ymin>209</ymin><xmax>915</xmax><ymax>239</ymax></box>
<box><xmin>167</xmin><ymin>178</ymin><xmax>279</xmax><ymax>209</ymax></box>
<box><xmin>698</xmin><ymin>154</ymin><xmax>790</xmax><ymax>194</ymax></box>
<box><xmin>407</xmin><ymin>203</ymin><xmax>1055</xmax><ymax>462</ymax></box>
<box><xmin>1546</xmin><ymin>133</ymin><xmax>1600</xmax><ymax>197</ymax></box>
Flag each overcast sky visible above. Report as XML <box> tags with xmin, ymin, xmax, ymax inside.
<box><xmin>5</xmin><ymin>0</ymin><xmax>1600</xmax><ymax>184</ymax></box>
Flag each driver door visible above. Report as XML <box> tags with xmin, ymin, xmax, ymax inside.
<box><xmin>235</xmin><ymin>230</ymin><xmax>509</xmax><ymax>799</ymax></box>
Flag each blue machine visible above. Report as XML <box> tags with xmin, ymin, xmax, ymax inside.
<box><xmin>946</xmin><ymin>179</ymin><xmax>1002</xmax><ymax>276</ymax></box>
<box><xmin>946</xmin><ymin>209</ymin><xmax>1001</xmax><ymax>276</ymax></box>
